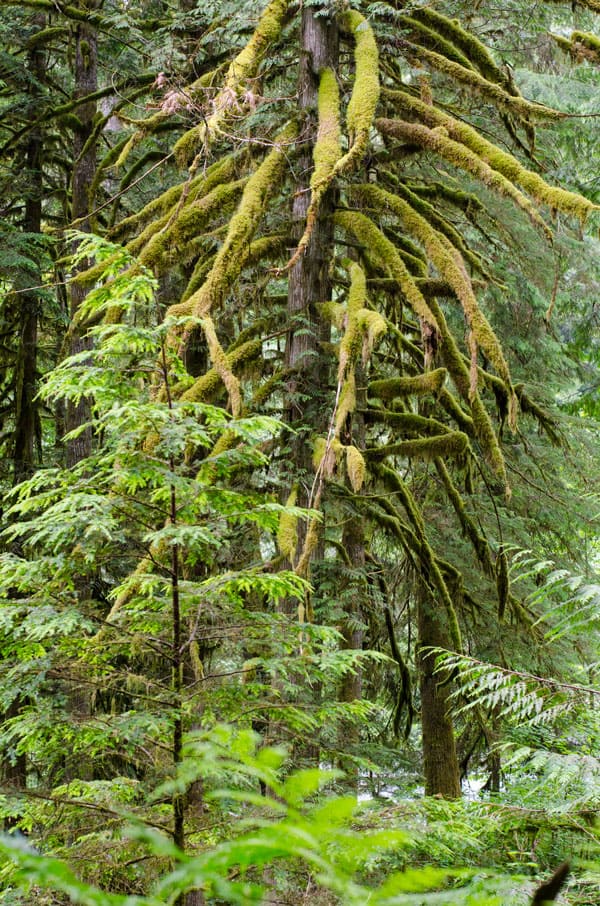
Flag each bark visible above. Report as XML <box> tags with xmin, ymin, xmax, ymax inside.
<box><xmin>285</xmin><ymin>5</ymin><xmax>338</xmax><ymax>508</ymax></box>
<box><xmin>417</xmin><ymin>582</ymin><xmax>461</xmax><ymax>798</ymax></box>
<box><xmin>65</xmin><ymin>3</ymin><xmax>98</xmax><ymax>467</ymax></box>
<box><xmin>13</xmin><ymin>18</ymin><xmax>45</xmax><ymax>484</ymax></box>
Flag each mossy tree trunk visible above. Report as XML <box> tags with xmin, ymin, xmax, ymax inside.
<box><xmin>417</xmin><ymin>578</ymin><xmax>461</xmax><ymax>798</ymax></box>
<box><xmin>285</xmin><ymin>4</ymin><xmax>338</xmax><ymax>511</ymax></box>
<box><xmin>65</xmin><ymin>2</ymin><xmax>99</xmax><ymax>468</ymax></box>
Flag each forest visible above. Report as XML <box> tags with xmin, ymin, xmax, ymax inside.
<box><xmin>1</xmin><ymin>0</ymin><xmax>600</xmax><ymax>902</ymax></box>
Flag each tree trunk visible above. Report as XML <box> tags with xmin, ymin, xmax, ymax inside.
<box><xmin>66</xmin><ymin>3</ymin><xmax>98</xmax><ymax>467</ymax></box>
<box><xmin>417</xmin><ymin>582</ymin><xmax>461</xmax><ymax>799</ymax></box>
<box><xmin>13</xmin><ymin>17</ymin><xmax>44</xmax><ymax>485</ymax></box>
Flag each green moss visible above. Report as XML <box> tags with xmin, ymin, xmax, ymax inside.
<box><xmin>427</xmin><ymin>297</ymin><xmax>508</xmax><ymax>488</ymax></box>
<box><xmin>434</xmin><ymin>457</ymin><xmax>493</xmax><ymax>574</ymax></box>
<box><xmin>380</xmin><ymin>173</ymin><xmax>489</xmax><ymax>275</ymax></box>
<box><xmin>496</xmin><ymin>545</ymin><xmax>509</xmax><ymax>620</ymax></box>
<box><xmin>369</xmin><ymin>369</ymin><xmax>447</xmax><ymax>401</ymax></box>
<box><xmin>336</xmin><ymin>10</ymin><xmax>380</xmax><ymax>173</ymax></box>
<box><xmin>335</xmin><ymin>210</ymin><xmax>440</xmax><ymax>331</ymax></box>
<box><xmin>399</xmin><ymin>15</ymin><xmax>475</xmax><ymax>70</ymax></box>
<box><xmin>379</xmin><ymin>95</ymin><xmax>597</xmax><ymax>223</ymax></box>
<box><xmin>169</xmin><ymin>123</ymin><xmax>296</xmax><ymax>339</ymax></box>
<box><xmin>137</xmin><ymin>180</ymin><xmax>245</xmax><ymax>274</ymax></box>
<box><xmin>365</xmin><ymin>408</ymin><xmax>451</xmax><ymax>437</ymax></box>
<box><xmin>358</xmin><ymin>182</ymin><xmax>517</xmax><ymax>425</ymax></box>
<box><xmin>377</xmin><ymin>121</ymin><xmax>551</xmax><ymax>239</ymax></box>
<box><xmin>367</xmin><ymin>432</ymin><xmax>470</xmax><ymax>463</ymax></box>
<box><xmin>400</xmin><ymin>39</ymin><xmax>560</xmax><ymax>122</ymax></box>
<box><xmin>376</xmin><ymin>464</ymin><xmax>462</xmax><ymax>651</ymax></box>
<box><xmin>289</xmin><ymin>68</ymin><xmax>341</xmax><ymax>266</ymax></box>
<box><xmin>278</xmin><ymin>486</ymin><xmax>298</xmax><ymax>562</ymax></box>
<box><xmin>181</xmin><ymin>338</ymin><xmax>262</xmax><ymax>403</ymax></box>
<box><xmin>173</xmin><ymin>0</ymin><xmax>289</xmax><ymax>163</ymax></box>
<box><xmin>409</xmin><ymin>7</ymin><xmax>517</xmax><ymax>91</ymax></box>
<box><xmin>111</xmin><ymin>154</ymin><xmax>240</xmax><ymax>242</ymax></box>
<box><xmin>346</xmin><ymin>444</ymin><xmax>366</xmax><ymax>492</ymax></box>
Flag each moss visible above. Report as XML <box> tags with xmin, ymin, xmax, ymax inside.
<box><xmin>137</xmin><ymin>179</ymin><xmax>245</xmax><ymax>274</ymax></box>
<box><xmin>288</xmin><ymin>68</ymin><xmax>341</xmax><ymax>267</ymax></box>
<box><xmin>399</xmin><ymin>39</ymin><xmax>560</xmax><ymax>122</ymax></box>
<box><xmin>427</xmin><ymin>297</ymin><xmax>508</xmax><ymax>488</ymax></box>
<box><xmin>202</xmin><ymin>315</ymin><xmax>242</xmax><ymax>416</ymax></box>
<box><xmin>380</xmin><ymin>172</ymin><xmax>488</xmax><ymax>274</ymax></box>
<box><xmin>376</xmin><ymin>121</ymin><xmax>551</xmax><ymax>239</ymax></box>
<box><xmin>496</xmin><ymin>546</ymin><xmax>509</xmax><ymax>620</ymax></box>
<box><xmin>434</xmin><ymin>457</ymin><xmax>493</xmax><ymax>574</ymax></box>
<box><xmin>173</xmin><ymin>0</ymin><xmax>289</xmax><ymax>163</ymax></box>
<box><xmin>379</xmin><ymin>95</ymin><xmax>597</xmax><ymax>223</ymax></box>
<box><xmin>169</xmin><ymin>123</ymin><xmax>296</xmax><ymax>347</ymax></box>
<box><xmin>181</xmin><ymin>338</ymin><xmax>262</xmax><ymax>403</ymax></box>
<box><xmin>336</xmin><ymin>10</ymin><xmax>380</xmax><ymax>173</ymax></box>
<box><xmin>346</xmin><ymin>444</ymin><xmax>366</xmax><ymax>492</ymax></box>
<box><xmin>399</xmin><ymin>15</ymin><xmax>475</xmax><ymax>70</ymax></box>
<box><xmin>367</xmin><ymin>431</ymin><xmax>470</xmax><ymax>463</ymax></box>
<box><xmin>369</xmin><ymin>368</ymin><xmax>447</xmax><ymax>401</ymax></box>
<box><xmin>409</xmin><ymin>7</ymin><xmax>518</xmax><ymax>91</ymax></box>
<box><xmin>335</xmin><ymin>372</ymin><xmax>357</xmax><ymax>434</ymax></box>
<box><xmin>335</xmin><ymin>210</ymin><xmax>439</xmax><ymax>331</ymax></box>
<box><xmin>277</xmin><ymin>486</ymin><xmax>298</xmax><ymax>562</ymax></box>
<box><xmin>376</xmin><ymin>464</ymin><xmax>462</xmax><ymax>651</ymax></box>
<box><xmin>357</xmin><ymin>182</ymin><xmax>517</xmax><ymax>425</ymax></box>
<box><xmin>365</xmin><ymin>408</ymin><xmax>451</xmax><ymax>436</ymax></box>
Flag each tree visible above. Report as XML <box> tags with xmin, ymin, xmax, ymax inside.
<box><xmin>2</xmin><ymin>0</ymin><xmax>600</xmax><ymax>901</ymax></box>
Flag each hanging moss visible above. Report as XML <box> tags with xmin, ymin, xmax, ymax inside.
<box><xmin>168</xmin><ymin>123</ymin><xmax>296</xmax><ymax>344</ymax></box>
<box><xmin>365</xmin><ymin>408</ymin><xmax>451</xmax><ymax>437</ymax></box>
<box><xmin>380</xmin><ymin>172</ymin><xmax>490</xmax><ymax>275</ymax></box>
<box><xmin>369</xmin><ymin>368</ymin><xmax>447</xmax><ymax>401</ymax></box>
<box><xmin>409</xmin><ymin>7</ymin><xmax>520</xmax><ymax>91</ymax></box>
<box><xmin>399</xmin><ymin>37</ymin><xmax>558</xmax><ymax>123</ymax></box>
<box><xmin>335</xmin><ymin>372</ymin><xmax>357</xmax><ymax>434</ymax></box>
<box><xmin>427</xmin><ymin>297</ymin><xmax>508</xmax><ymax>489</ymax></box>
<box><xmin>136</xmin><ymin>179</ymin><xmax>246</xmax><ymax>274</ymax></box>
<box><xmin>111</xmin><ymin>153</ymin><xmax>240</xmax><ymax>242</ymax></box>
<box><xmin>335</xmin><ymin>210</ymin><xmax>440</xmax><ymax>331</ymax></box>
<box><xmin>346</xmin><ymin>444</ymin><xmax>366</xmax><ymax>492</ymax></box>
<box><xmin>277</xmin><ymin>486</ymin><xmax>298</xmax><ymax>562</ymax></box>
<box><xmin>336</xmin><ymin>9</ymin><xmax>380</xmax><ymax>173</ymax></box>
<box><xmin>357</xmin><ymin>183</ymin><xmax>517</xmax><ymax>427</ymax></box>
<box><xmin>379</xmin><ymin>94</ymin><xmax>597</xmax><ymax>223</ymax></box>
<box><xmin>173</xmin><ymin>0</ymin><xmax>289</xmax><ymax>164</ymax></box>
<box><xmin>377</xmin><ymin>121</ymin><xmax>551</xmax><ymax>239</ymax></box>
<box><xmin>202</xmin><ymin>315</ymin><xmax>242</xmax><ymax>416</ymax></box>
<box><xmin>434</xmin><ymin>457</ymin><xmax>493</xmax><ymax>574</ymax></box>
<box><xmin>367</xmin><ymin>431</ymin><xmax>470</xmax><ymax>463</ymax></box>
<box><xmin>376</xmin><ymin>464</ymin><xmax>462</xmax><ymax>651</ymax></box>
<box><xmin>496</xmin><ymin>545</ymin><xmax>509</xmax><ymax>621</ymax></box>
<box><xmin>399</xmin><ymin>15</ymin><xmax>475</xmax><ymax>70</ymax></box>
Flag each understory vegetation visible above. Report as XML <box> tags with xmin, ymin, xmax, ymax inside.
<box><xmin>1</xmin><ymin>0</ymin><xmax>600</xmax><ymax>903</ymax></box>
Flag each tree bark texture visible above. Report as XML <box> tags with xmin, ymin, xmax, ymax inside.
<box><xmin>66</xmin><ymin>4</ymin><xmax>98</xmax><ymax>467</ymax></box>
<box><xmin>417</xmin><ymin>583</ymin><xmax>461</xmax><ymax>799</ymax></box>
